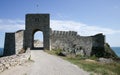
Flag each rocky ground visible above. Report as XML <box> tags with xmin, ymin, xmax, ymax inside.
<box><xmin>0</xmin><ymin>50</ymin><xmax>89</xmax><ymax>75</ymax></box>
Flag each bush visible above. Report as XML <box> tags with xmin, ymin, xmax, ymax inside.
<box><xmin>45</xmin><ymin>49</ymin><xmax>62</xmax><ymax>55</ymax></box>
<box><xmin>89</xmin><ymin>55</ymin><xmax>98</xmax><ymax>60</ymax></box>
<box><xmin>55</xmin><ymin>49</ymin><xmax>62</xmax><ymax>55</ymax></box>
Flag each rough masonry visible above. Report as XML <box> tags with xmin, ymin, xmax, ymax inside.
<box><xmin>50</xmin><ymin>30</ymin><xmax>105</xmax><ymax>57</ymax></box>
<box><xmin>4</xmin><ymin>14</ymin><xmax>105</xmax><ymax>57</ymax></box>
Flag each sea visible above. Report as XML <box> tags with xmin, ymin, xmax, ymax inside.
<box><xmin>112</xmin><ymin>47</ymin><xmax>120</xmax><ymax>57</ymax></box>
<box><xmin>0</xmin><ymin>47</ymin><xmax>120</xmax><ymax>57</ymax></box>
<box><xmin>0</xmin><ymin>48</ymin><xmax>3</xmax><ymax>56</ymax></box>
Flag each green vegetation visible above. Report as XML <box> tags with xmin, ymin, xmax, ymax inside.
<box><xmin>104</xmin><ymin>43</ymin><xmax>118</xmax><ymax>58</ymax></box>
<box><xmin>45</xmin><ymin>50</ymin><xmax>120</xmax><ymax>75</ymax></box>
<box><xmin>64</xmin><ymin>57</ymin><xmax>120</xmax><ymax>75</ymax></box>
<box><xmin>45</xmin><ymin>49</ymin><xmax>62</xmax><ymax>55</ymax></box>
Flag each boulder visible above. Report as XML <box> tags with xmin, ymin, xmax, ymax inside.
<box><xmin>98</xmin><ymin>58</ymin><xmax>113</xmax><ymax>63</ymax></box>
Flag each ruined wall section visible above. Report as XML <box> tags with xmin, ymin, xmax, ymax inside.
<box><xmin>91</xmin><ymin>33</ymin><xmax>105</xmax><ymax>57</ymax></box>
<box><xmin>15</xmin><ymin>30</ymin><xmax>24</xmax><ymax>54</ymax></box>
<box><xmin>50</xmin><ymin>30</ymin><xmax>105</xmax><ymax>57</ymax></box>
<box><xmin>50</xmin><ymin>30</ymin><xmax>93</xmax><ymax>56</ymax></box>
<box><xmin>74</xmin><ymin>36</ymin><xmax>93</xmax><ymax>56</ymax></box>
<box><xmin>4</xmin><ymin>33</ymin><xmax>15</xmax><ymax>56</ymax></box>
<box><xmin>51</xmin><ymin>31</ymin><xmax>75</xmax><ymax>49</ymax></box>
<box><xmin>92</xmin><ymin>33</ymin><xmax>105</xmax><ymax>48</ymax></box>
<box><xmin>4</xmin><ymin>30</ymin><xmax>24</xmax><ymax>56</ymax></box>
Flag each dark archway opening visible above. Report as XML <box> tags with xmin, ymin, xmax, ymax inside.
<box><xmin>32</xmin><ymin>30</ymin><xmax>44</xmax><ymax>50</ymax></box>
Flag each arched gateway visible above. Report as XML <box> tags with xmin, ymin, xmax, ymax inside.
<box><xmin>4</xmin><ymin>14</ymin><xmax>50</xmax><ymax>56</ymax></box>
<box><xmin>24</xmin><ymin>14</ymin><xmax>50</xmax><ymax>50</ymax></box>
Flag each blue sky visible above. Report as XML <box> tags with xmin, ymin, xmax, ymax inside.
<box><xmin>0</xmin><ymin>0</ymin><xmax>120</xmax><ymax>47</ymax></box>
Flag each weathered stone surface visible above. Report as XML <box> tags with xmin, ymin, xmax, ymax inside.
<box><xmin>50</xmin><ymin>31</ymin><xmax>105</xmax><ymax>57</ymax></box>
<box><xmin>15</xmin><ymin>30</ymin><xmax>24</xmax><ymax>54</ymax></box>
<box><xmin>4</xmin><ymin>33</ymin><xmax>15</xmax><ymax>56</ymax></box>
<box><xmin>24</xmin><ymin>14</ymin><xmax>50</xmax><ymax>50</ymax></box>
<box><xmin>4</xmin><ymin>30</ymin><xmax>24</xmax><ymax>56</ymax></box>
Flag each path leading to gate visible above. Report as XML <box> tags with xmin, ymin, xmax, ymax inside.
<box><xmin>0</xmin><ymin>50</ymin><xmax>89</xmax><ymax>75</ymax></box>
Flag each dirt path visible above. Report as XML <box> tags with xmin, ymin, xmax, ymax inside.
<box><xmin>0</xmin><ymin>50</ymin><xmax>89</xmax><ymax>75</ymax></box>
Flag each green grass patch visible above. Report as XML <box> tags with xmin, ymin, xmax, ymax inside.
<box><xmin>45</xmin><ymin>49</ymin><xmax>62</xmax><ymax>55</ymax></box>
<box><xmin>64</xmin><ymin>57</ymin><xmax>120</xmax><ymax>75</ymax></box>
<box><xmin>45</xmin><ymin>50</ymin><xmax>120</xmax><ymax>75</ymax></box>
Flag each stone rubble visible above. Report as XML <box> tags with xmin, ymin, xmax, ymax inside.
<box><xmin>98</xmin><ymin>58</ymin><xmax>113</xmax><ymax>63</ymax></box>
<box><xmin>0</xmin><ymin>50</ymin><xmax>30</xmax><ymax>73</ymax></box>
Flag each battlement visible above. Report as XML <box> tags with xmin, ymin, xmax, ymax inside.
<box><xmin>51</xmin><ymin>30</ymin><xmax>77</xmax><ymax>37</ymax></box>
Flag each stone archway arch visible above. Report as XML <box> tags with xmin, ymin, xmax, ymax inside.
<box><xmin>24</xmin><ymin>14</ymin><xmax>50</xmax><ymax>50</ymax></box>
<box><xmin>32</xmin><ymin>29</ymin><xmax>43</xmax><ymax>49</ymax></box>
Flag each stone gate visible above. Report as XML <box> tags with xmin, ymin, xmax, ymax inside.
<box><xmin>24</xmin><ymin>14</ymin><xmax>50</xmax><ymax>50</ymax></box>
<box><xmin>4</xmin><ymin>14</ymin><xmax>50</xmax><ymax>56</ymax></box>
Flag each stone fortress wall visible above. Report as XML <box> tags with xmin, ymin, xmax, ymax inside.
<box><xmin>4</xmin><ymin>30</ymin><xmax>24</xmax><ymax>56</ymax></box>
<box><xmin>3</xmin><ymin>14</ymin><xmax>105</xmax><ymax>57</ymax></box>
<box><xmin>15</xmin><ymin>30</ymin><xmax>24</xmax><ymax>54</ymax></box>
<box><xmin>50</xmin><ymin>30</ymin><xmax>105</xmax><ymax>57</ymax></box>
<box><xmin>2</xmin><ymin>14</ymin><xmax>117</xmax><ymax>73</ymax></box>
<box><xmin>4</xmin><ymin>33</ymin><xmax>15</xmax><ymax>56</ymax></box>
<box><xmin>4</xmin><ymin>29</ymin><xmax>105</xmax><ymax>57</ymax></box>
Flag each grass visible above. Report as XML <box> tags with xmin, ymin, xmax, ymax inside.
<box><xmin>45</xmin><ymin>50</ymin><xmax>120</xmax><ymax>75</ymax></box>
<box><xmin>64</xmin><ymin>57</ymin><xmax>120</xmax><ymax>75</ymax></box>
<box><xmin>45</xmin><ymin>49</ymin><xmax>62</xmax><ymax>55</ymax></box>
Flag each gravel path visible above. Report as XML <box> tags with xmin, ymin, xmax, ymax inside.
<box><xmin>0</xmin><ymin>50</ymin><xmax>89</xmax><ymax>75</ymax></box>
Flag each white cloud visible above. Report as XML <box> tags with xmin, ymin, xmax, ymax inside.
<box><xmin>0</xmin><ymin>19</ymin><xmax>25</xmax><ymax>32</ymax></box>
<box><xmin>50</xmin><ymin>20</ymin><xmax>120</xmax><ymax>36</ymax></box>
<box><xmin>0</xmin><ymin>19</ymin><xmax>120</xmax><ymax>47</ymax></box>
<box><xmin>0</xmin><ymin>19</ymin><xmax>120</xmax><ymax>36</ymax></box>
